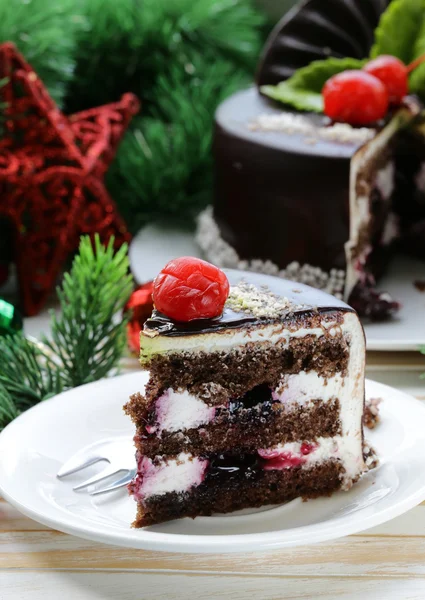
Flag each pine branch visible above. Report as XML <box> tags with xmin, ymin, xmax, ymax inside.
<box><xmin>43</xmin><ymin>235</ymin><xmax>133</xmax><ymax>388</ymax></box>
<box><xmin>0</xmin><ymin>235</ymin><xmax>133</xmax><ymax>431</ymax></box>
<box><xmin>65</xmin><ymin>0</ymin><xmax>264</xmax><ymax>112</ymax></box>
<box><xmin>0</xmin><ymin>383</ymin><xmax>20</xmax><ymax>429</ymax></box>
<box><xmin>0</xmin><ymin>0</ymin><xmax>85</xmax><ymax>106</ymax></box>
<box><xmin>0</xmin><ymin>334</ymin><xmax>63</xmax><ymax>409</ymax></box>
<box><xmin>107</xmin><ymin>54</ymin><xmax>250</xmax><ymax>231</ymax></box>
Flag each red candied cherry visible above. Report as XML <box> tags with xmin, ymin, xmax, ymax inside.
<box><xmin>363</xmin><ymin>55</ymin><xmax>408</xmax><ymax>105</ymax></box>
<box><xmin>152</xmin><ymin>256</ymin><xmax>230</xmax><ymax>322</ymax></box>
<box><xmin>322</xmin><ymin>70</ymin><xmax>389</xmax><ymax>126</ymax></box>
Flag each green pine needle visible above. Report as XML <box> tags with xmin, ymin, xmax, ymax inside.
<box><xmin>0</xmin><ymin>334</ymin><xmax>63</xmax><ymax>409</ymax></box>
<box><xmin>66</xmin><ymin>0</ymin><xmax>263</xmax><ymax>111</ymax></box>
<box><xmin>0</xmin><ymin>235</ymin><xmax>133</xmax><ymax>431</ymax></box>
<box><xmin>43</xmin><ymin>235</ymin><xmax>133</xmax><ymax>388</ymax></box>
<box><xmin>107</xmin><ymin>54</ymin><xmax>250</xmax><ymax>232</ymax></box>
<box><xmin>0</xmin><ymin>383</ymin><xmax>20</xmax><ymax>429</ymax></box>
<box><xmin>0</xmin><ymin>0</ymin><xmax>85</xmax><ymax>106</ymax></box>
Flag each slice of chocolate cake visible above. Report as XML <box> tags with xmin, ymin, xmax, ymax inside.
<box><xmin>125</xmin><ymin>258</ymin><xmax>371</xmax><ymax>527</ymax></box>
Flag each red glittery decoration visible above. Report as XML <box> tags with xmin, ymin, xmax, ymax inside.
<box><xmin>0</xmin><ymin>43</ymin><xmax>140</xmax><ymax>316</ymax></box>
<box><xmin>124</xmin><ymin>282</ymin><xmax>154</xmax><ymax>354</ymax></box>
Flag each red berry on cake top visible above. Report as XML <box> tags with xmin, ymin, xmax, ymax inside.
<box><xmin>363</xmin><ymin>55</ymin><xmax>408</xmax><ymax>105</ymax></box>
<box><xmin>322</xmin><ymin>70</ymin><xmax>389</xmax><ymax>125</ymax></box>
<box><xmin>153</xmin><ymin>256</ymin><xmax>230</xmax><ymax>322</ymax></box>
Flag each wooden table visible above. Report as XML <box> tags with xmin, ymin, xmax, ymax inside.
<box><xmin>2</xmin><ymin>352</ymin><xmax>425</xmax><ymax>600</ymax></box>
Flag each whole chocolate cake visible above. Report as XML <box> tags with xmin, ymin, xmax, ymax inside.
<box><xmin>197</xmin><ymin>0</ymin><xmax>425</xmax><ymax>320</ymax></box>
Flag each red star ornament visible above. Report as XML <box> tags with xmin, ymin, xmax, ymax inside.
<box><xmin>0</xmin><ymin>43</ymin><xmax>140</xmax><ymax>316</ymax></box>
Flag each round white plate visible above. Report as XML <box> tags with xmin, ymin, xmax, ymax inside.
<box><xmin>130</xmin><ymin>226</ymin><xmax>425</xmax><ymax>351</ymax></box>
<box><xmin>362</xmin><ymin>256</ymin><xmax>425</xmax><ymax>351</ymax></box>
<box><xmin>1</xmin><ymin>373</ymin><xmax>425</xmax><ymax>553</ymax></box>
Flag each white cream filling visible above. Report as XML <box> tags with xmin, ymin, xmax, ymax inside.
<box><xmin>273</xmin><ymin>371</ymin><xmax>345</xmax><ymax>406</ymax></box>
<box><xmin>376</xmin><ymin>161</ymin><xmax>395</xmax><ymax>201</ymax></box>
<box><xmin>415</xmin><ymin>162</ymin><xmax>425</xmax><ymax>192</ymax></box>
<box><xmin>137</xmin><ymin>453</ymin><xmax>207</xmax><ymax>498</ymax></box>
<box><xmin>154</xmin><ymin>388</ymin><xmax>216</xmax><ymax>433</ymax></box>
<box><xmin>259</xmin><ymin>435</ymin><xmax>363</xmax><ymax>485</ymax></box>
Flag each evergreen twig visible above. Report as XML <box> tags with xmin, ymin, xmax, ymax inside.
<box><xmin>0</xmin><ymin>0</ymin><xmax>85</xmax><ymax>106</ymax></box>
<box><xmin>107</xmin><ymin>54</ymin><xmax>250</xmax><ymax>232</ymax></box>
<box><xmin>0</xmin><ymin>383</ymin><xmax>20</xmax><ymax>429</ymax></box>
<box><xmin>0</xmin><ymin>334</ymin><xmax>63</xmax><ymax>409</ymax></box>
<box><xmin>67</xmin><ymin>0</ymin><xmax>264</xmax><ymax>112</ymax></box>
<box><xmin>43</xmin><ymin>236</ymin><xmax>133</xmax><ymax>388</ymax></box>
<box><xmin>0</xmin><ymin>235</ymin><xmax>133</xmax><ymax>431</ymax></box>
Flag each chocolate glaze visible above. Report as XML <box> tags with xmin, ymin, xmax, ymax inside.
<box><xmin>144</xmin><ymin>307</ymin><xmax>258</xmax><ymax>336</ymax></box>
<box><xmin>143</xmin><ymin>269</ymin><xmax>352</xmax><ymax>337</ymax></box>
<box><xmin>213</xmin><ymin>88</ymin><xmax>355</xmax><ymax>273</ymax></box>
<box><xmin>256</xmin><ymin>0</ymin><xmax>390</xmax><ymax>87</ymax></box>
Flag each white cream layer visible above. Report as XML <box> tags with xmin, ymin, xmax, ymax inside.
<box><xmin>154</xmin><ymin>388</ymin><xmax>216</xmax><ymax>434</ymax></box>
<box><xmin>135</xmin><ymin>452</ymin><xmax>207</xmax><ymax>499</ymax></box>
<box><xmin>136</xmin><ymin>433</ymin><xmax>364</xmax><ymax>501</ymax></box>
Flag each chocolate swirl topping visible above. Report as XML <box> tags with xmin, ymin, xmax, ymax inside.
<box><xmin>256</xmin><ymin>0</ymin><xmax>390</xmax><ymax>87</ymax></box>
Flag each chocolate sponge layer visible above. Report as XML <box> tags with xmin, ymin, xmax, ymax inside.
<box><xmin>132</xmin><ymin>458</ymin><xmax>344</xmax><ymax>527</ymax></box>
<box><xmin>140</xmin><ymin>334</ymin><xmax>349</xmax><ymax>401</ymax></box>
<box><xmin>128</xmin><ymin>394</ymin><xmax>342</xmax><ymax>458</ymax></box>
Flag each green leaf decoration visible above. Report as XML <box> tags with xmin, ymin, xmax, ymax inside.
<box><xmin>0</xmin><ymin>383</ymin><xmax>20</xmax><ymax>430</ymax></box>
<box><xmin>261</xmin><ymin>57</ymin><xmax>364</xmax><ymax>113</ymax></box>
<box><xmin>371</xmin><ymin>0</ymin><xmax>425</xmax><ymax>64</ymax></box>
<box><xmin>408</xmin><ymin>19</ymin><xmax>425</xmax><ymax>98</ymax></box>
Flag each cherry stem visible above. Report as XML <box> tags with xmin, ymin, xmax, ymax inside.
<box><xmin>406</xmin><ymin>52</ymin><xmax>425</xmax><ymax>74</ymax></box>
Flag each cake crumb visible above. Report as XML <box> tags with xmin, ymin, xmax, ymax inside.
<box><xmin>363</xmin><ymin>397</ymin><xmax>382</xmax><ymax>430</ymax></box>
<box><xmin>414</xmin><ymin>280</ymin><xmax>425</xmax><ymax>292</ymax></box>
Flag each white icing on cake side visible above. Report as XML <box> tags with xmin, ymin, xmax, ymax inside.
<box><xmin>344</xmin><ymin>109</ymin><xmax>414</xmax><ymax>298</ymax></box>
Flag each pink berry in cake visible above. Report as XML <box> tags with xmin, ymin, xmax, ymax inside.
<box><xmin>322</xmin><ymin>70</ymin><xmax>389</xmax><ymax>125</ymax></box>
<box><xmin>363</xmin><ymin>55</ymin><xmax>408</xmax><ymax>105</ymax></box>
<box><xmin>153</xmin><ymin>256</ymin><xmax>230</xmax><ymax>322</ymax></box>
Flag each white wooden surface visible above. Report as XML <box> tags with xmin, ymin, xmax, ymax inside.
<box><xmin>1</xmin><ymin>353</ymin><xmax>425</xmax><ymax>599</ymax></box>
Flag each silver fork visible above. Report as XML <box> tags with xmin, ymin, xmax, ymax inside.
<box><xmin>57</xmin><ymin>437</ymin><xmax>136</xmax><ymax>496</ymax></box>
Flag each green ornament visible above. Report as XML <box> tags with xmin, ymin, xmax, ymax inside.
<box><xmin>0</xmin><ymin>298</ymin><xmax>23</xmax><ymax>336</ymax></box>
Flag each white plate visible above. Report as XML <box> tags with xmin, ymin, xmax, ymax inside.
<box><xmin>130</xmin><ymin>226</ymin><xmax>425</xmax><ymax>351</ymax></box>
<box><xmin>363</xmin><ymin>256</ymin><xmax>425</xmax><ymax>351</ymax></box>
<box><xmin>1</xmin><ymin>373</ymin><xmax>425</xmax><ymax>553</ymax></box>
